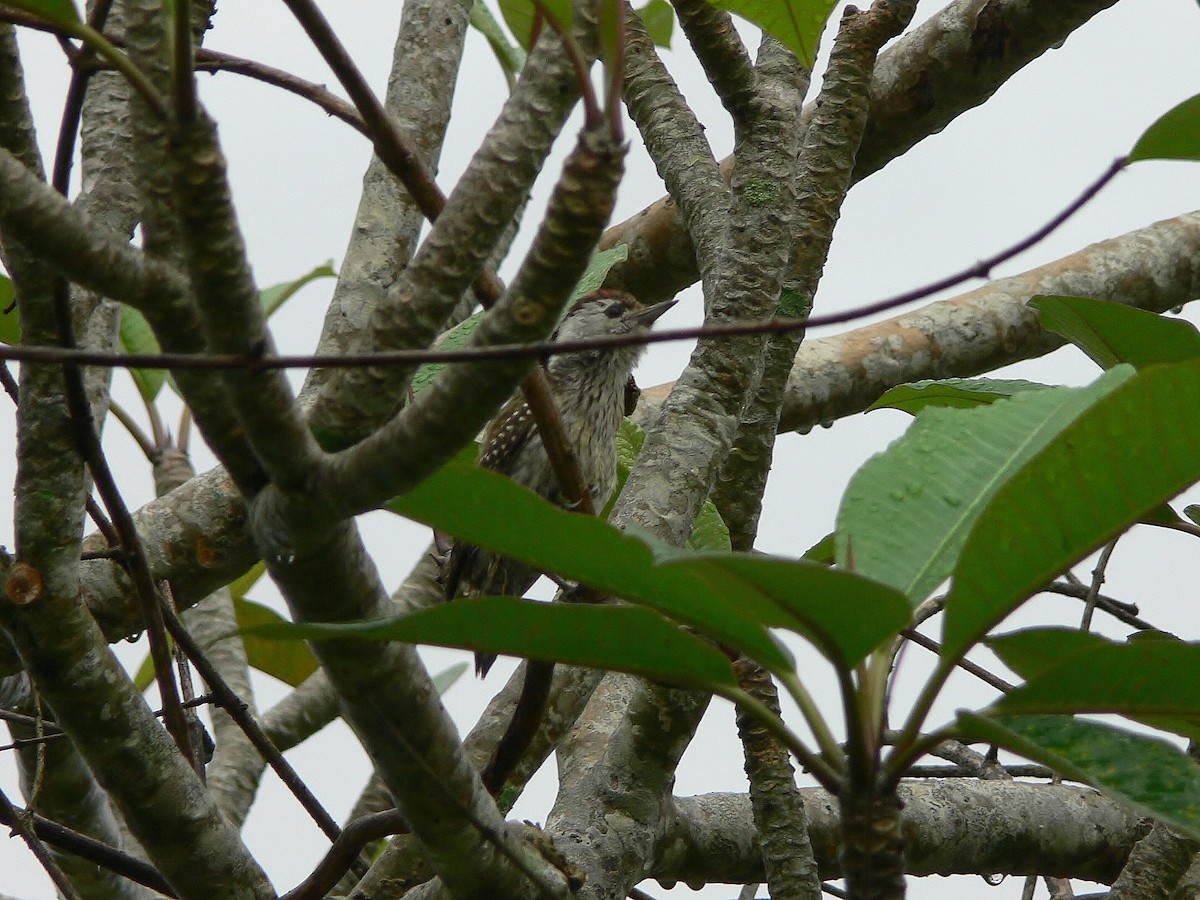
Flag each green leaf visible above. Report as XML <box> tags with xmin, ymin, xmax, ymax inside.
<box><xmin>1186</xmin><ymin>504</ymin><xmax>1200</xmax><ymax>526</ymax></box>
<box><xmin>987</xmin><ymin>627</ymin><xmax>1110</xmax><ymax>682</ymax></box>
<box><xmin>1130</xmin><ymin>93</ymin><xmax>1200</xmax><ymax>163</ymax></box>
<box><xmin>259</xmin><ymin>261</ymin><xmax>336</xmax><ymax>318</ymax></box>
<box><xmin>803</xmin><ymin>532</ymin><xmax>835</xmax><ymax>565</ymax></box>
<box><xmin>662</xmin><ymin>553</ymin><xmax>910</xmax><ymax>666</ymax></box>
<box><xmin>410</xmin><ymin>246</ymin><xmax>630</xmax><ymax>398</ymax></box>
<box><xmin>432</xmin><ymin>661</ymin><xmax>470</xmax><ymax>695</ymax></box>
<box><xmin>957</xmin><ymin>713</ymin><xmax>1200</xmax><ymax>841</ymax></box>
<box><xmin>635</xmin><ymin>0</ymin><xmax>673</xmax><ymax>46</ymax></box>
<box><xmin>838</xmin><ymin>367</ymin><xmax>1131</xmax><ymax>606</ymax></box>
<box><xmin>868</xmin><ymin>378</ymin><xmax>1050</xmax><ymax>414</ymax></box>
<box><xmin>235</xmin><ymin>596</ymin><xmax>319</xmax><ymax>687</ymax></box>
<box><xmin>615</xmin><ymin>416</ymin><xmax>646</xmax><ymax>473</ymax></box>
<box><xmin>993</xmin><ymin>633</ymin><xmax>1200</xmax><ymax>723</ymax></box>
<box><xmin>117</xmin><ymin>264</ymin><xmax>335</xmax><ymax>402</ymax></box>
<box><xmin>118</xmin><ymin>306</ymin><xmax>166</xmax><ymax>402</ymax></box>
<box><xmin>1</xmin><ymin>0</ymin><xmax>80</xmax><ymax>25</ymax></box>
<box><xmin>943</xmin><ymin>361</ymin><xmax>1200</xmax><ymax>659</ymax></box>
<box><xmin>389</xmin><ymin>462</ymin><xmax>789</xmax><ymax>669</ymax></box>
<box><xmin>132</xmin><ymin>648</ymin><xmax>160</xmax><ymax>692</ymax></box>
<box><xmin>0</xmin><ymin>275</ymin><xmax>18</xmax><ymax>344</ymax></box>
<box><xmin>708</xmin><ymin>0</ymin><xmax>836</xmax><ymax>67</ymax></box>
<box><xmin>597</xmin><ymin>0</ymin><xmax>621</xmax><ymax>75</ymax></box>
<box><xmin>470</xmin><ymin>0</ymin><xmax>527</xmax><ymax>82</ymax></box>
<box><xmin>389</xmin><ymin>460</ymin><xmax>910</xmax><ymax>668</ymax></box>
<box><xmin>133</xmin><ymin>591</ymin><xmax>319</xmax><ymax>691</ymax></box>
<box><xmin>1032</xmin><ymin>296</ymin><xmax>1200</xmax><ymax>370</ymax></box>
<box><xmin>246</xmin><ymin>598</ymin><xmax>738</xmax><ymax>690</ymax></box>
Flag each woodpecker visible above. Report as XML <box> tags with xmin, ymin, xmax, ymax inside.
<box><xmin>441</xmin><ymin>289</ymin><xmax>676</xmax><ymax>675</ymax></box>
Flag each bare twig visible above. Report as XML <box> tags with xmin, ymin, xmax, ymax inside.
<box><xmin>0</xmin><ymin>785</ymin><xmax>86</xmax><ymax>900</ymax></box>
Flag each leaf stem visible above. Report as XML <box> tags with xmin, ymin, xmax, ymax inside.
<box><xmin>778</xmin><ymin>670</ymin><xmax>844</xmax><ymax>766</ymax></box>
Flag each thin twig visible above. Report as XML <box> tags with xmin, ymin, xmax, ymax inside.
<box><xmin>193</xmin><ymin>48</ymin><xmax>366</xmax><ymax>133</ymax></box>
<box><xmin>0</xmin><ymin>785</ymin><xmax>84</xmax><ymax>900</ymax></box>
<box><xmin>901</xmin><ymin>627</ymin><xmax>1014</xmax><ymax>693</ymax></box>
<box><xmin>0</xmin><ymin>796</ymin><xmax>177</xmax><ymax>896</ymax></box>
<box><xmin>0</xmin><ymin>359</ymin><xmax>18</xmax><ymax>401</ymax></box>
<box><xmin>1043</xmin><ymin>580</ymin><xmax>1154</xmax><ymax>631</ymax></box>
<box><xmin>1080</xmin><ymin>538</ymin><xmax>1119</xmax><ymax>632</ymax></box>
<box><xmin>278</xmin><ymin>0</ymin><xmax>445</xmax><ymax>222</ymax></box>
<box><xmin>152</xmin><ymin>587</ymin><xmax>351</xmax><ymax>849</ymax></box>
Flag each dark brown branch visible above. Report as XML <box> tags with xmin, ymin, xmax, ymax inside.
<box><xmin>192</xmin><ymin>48</ymin><xmax>366</xmax><ymax>134</ymax></box>
<box><xmin>280</xmin><ymin>810</ymin><xmax>407</xmax><ymax>900</ymax></box>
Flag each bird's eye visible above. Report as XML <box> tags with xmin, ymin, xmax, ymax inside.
<box><xmin>604</xmin><ymin>302</ymin><xmax>624</xmax><ymax>318</ymax></box>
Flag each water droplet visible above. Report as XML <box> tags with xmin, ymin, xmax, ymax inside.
<box><xmin>943</xmin><ymin>494</ymin><xmax>962</xmax><ymax>508</ymax></box>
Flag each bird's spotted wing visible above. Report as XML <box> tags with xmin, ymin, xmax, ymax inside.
<box><xmin>440</xmin><ymin>397</ymin><xmax>537</xmax><ymax>601</ymax></box>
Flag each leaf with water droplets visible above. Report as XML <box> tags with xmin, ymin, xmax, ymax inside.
<box><xmin>944</xmin><ymin>360</ymin><xmax>1200</xmax><ymax>657</ymax></box>
<box><xmin>838</xmin><ymin>368</ymin><xmax>1131</xmax><ymax>606</ymax></box>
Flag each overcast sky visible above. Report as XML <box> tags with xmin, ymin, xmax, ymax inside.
<box><xmin>3</xmin><ymin>0</ymin><xmax>1200</xmax><ymax>896</ymax></box>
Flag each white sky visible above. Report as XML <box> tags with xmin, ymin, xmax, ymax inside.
<box><xmin>3</xmin><ymin>0</ymin><xmax>1200</xmax><ymax>897</ymax></box>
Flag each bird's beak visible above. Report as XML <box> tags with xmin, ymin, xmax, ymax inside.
<box><xmin>635</xmin><ymin>298</ymin><xmax>677</xmax><ymax>326</ymax></box>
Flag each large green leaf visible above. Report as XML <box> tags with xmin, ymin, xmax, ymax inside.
<box><xmin>986</xmin><ymin>627</ymin><xmax>1108</xmax><ymax>681</ymax></box>
<box><xmin>838</xmin><ymin>368</ymin><xmax>1131</xmax><ymax>606</ymax></box>
<box><xmin>0</xmin><ymin>274</ymin><xmax>19</xmax><ymax>344</ymax></box>
<box><xmin>943</xmin><ymin>361</ymin><xmax>1200</xmax><ymax>659</ymax></box>
<box><xmin>958</xmin><ymin>713</ymin><xmax>1200</xmax><ymax>841</ymax></box>
<box><xmin>992</xmin><ymin>631</ymin><xmax>1200</xmax><ymax>723</ymax></box>
<box><xmin>389</xmin><ymin>462</ymin><xmax>787</xmax><ymax>669</ymax></box>
<box><xmin>708</xmin><ymin>0</ymin><xmax>836</xmax><ymax>67</ymax></box>
<box><xmin>868</xmin><ymin>378</ymin><xmax>1050</xmax><ymax>415</ymax></box>
<box><xmin>389</xmin><ymin>460</ymin><xmax>909</xmax><ymax>668</ymax></box>
<box><xmin>660</xmin><ymin>553</ymin><xmax>910</xmax><ymax>666</ymax></box>
<box><xmin>410</xmin><ymin>245</ymin><xmax>629</xmax><ymax>398</ymax></box>
<box><xmin>1129</xmin><ymin>93</ymin><xmax>1200</xmax><ymax>163</ymax></box>
<box><xmin>1033</xmin><ymin>295</ymin><xmax>1200</xmax><ymax>370</ymax></box>
<box><xmin>247</xmin><ymin>598</ymin><xmax>738</xmax><ymax>690</ymax></box>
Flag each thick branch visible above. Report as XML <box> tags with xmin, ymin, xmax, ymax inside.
<box><xmin>658</xmin><ymin>783</ymin><xmax>1142</xmax><ymax>886</ymax></box>
<box><xmin>601</xmin><ymin>0</ymin><xmax>1123</xmax><ymax>304</ymax></box>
